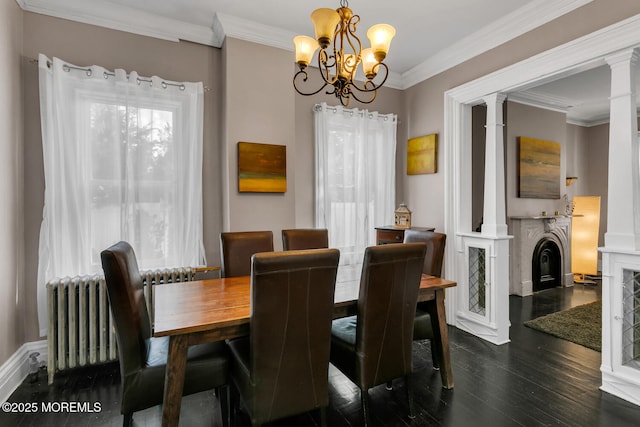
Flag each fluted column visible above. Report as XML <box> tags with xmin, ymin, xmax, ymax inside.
<box><xmin>481</xmin><ymin>93</ymin><xmax>508</xmax><ymax>237</ymax></box>
<box><xmin>604</xmin><ymin>49</ymin><xmax>640</xmax><ymax>250</ymax></box>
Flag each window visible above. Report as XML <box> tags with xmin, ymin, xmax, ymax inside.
<box><xmin>37</xmin><ymin>55</ymin><xmax>205</xmax><ymax>334</ymax></box>
<box><xmin>84</xmin><ymin>96</ymin><xmax>180</xmax><ymax>268</ymax></box>
<box><xmin>314</xmin><ymin>102</ymin><xmax>397</xmax><ymax>266</ymax></box>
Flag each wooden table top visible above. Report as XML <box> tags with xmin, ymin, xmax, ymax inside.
<box><xmin>154</xmin><ymin>270</ymin><xmax>456</xmax><ymax>338</ymax></box>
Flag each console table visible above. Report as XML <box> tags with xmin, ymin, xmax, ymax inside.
<box><xmin>375</xmin><ymin>225</ymin><xmax>436</xmax><ymax>245</ymax></box>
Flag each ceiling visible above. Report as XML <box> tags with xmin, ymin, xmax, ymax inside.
<box><xmin>19</xmin><ymin>0</ymin><xmax>633</xmax><ymax>126</ymax></box>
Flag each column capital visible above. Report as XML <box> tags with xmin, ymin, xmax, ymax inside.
<box><xmin>605</xmin><ymin>48</ymin><xmax>640</xmax><ymax>68</ymax></box>
<box><xmin>482</xmin><ymin>92</ymin><xmax>507</xmax><ymax>105</ymax></box>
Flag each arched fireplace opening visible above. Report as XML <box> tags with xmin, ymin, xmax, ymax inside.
<box><xmin>532</xmin><ymin>238</ymin><xmax>562</xmax><ymax>292</ymax></box>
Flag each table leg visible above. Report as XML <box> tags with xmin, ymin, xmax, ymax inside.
<box><xmin>162</xmin><ymin>334</ymin><xmax>188</xmax><ymax>427</ymax></box>
<box><xmin>426</xmin><ymin>290</ymin><xmax>454</xmax><ymax>389</ymax></box>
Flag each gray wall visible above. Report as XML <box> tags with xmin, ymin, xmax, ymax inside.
<box><xmin>20</xmin><ymin>12</ymin><xmax>223</xmax><ymax>343</ymax></box>
<box><xmin>505</xmin><ymin>102</ymin><xmax>568</xmax><ymax>217</ymax></box>
<box><xmin>0</xmin><ymin>0</ymin><xmax>24</xmax><ymax>365</ymax></box>
<box><xmin>400</xmin><ymin>0</ymin><xmax>640</xmax><ymax>234</ymax></box>
<box><xmin>293</xmin><ymin>69</ymin><xmax>406</xmax><ymax>229</ymax></box>
<box><xmin>222</xmin><ymin>37</ymin><xmax>295</xmax><ymax>249</ymax></box>
<box><xmin>4</xmin><ymin>10</ymin><xmax>407</xmax><ymax>355</ymax></box>
<box><xmin>471</xmin><ymin>101</ymin><xmax>612</xmax><ymax>260</ymax></box>
<box><xmin>3</xmin><ymin>0</ymin><xmax>640</xmax><ymax>367</ymax></box>
<box><xmin>220</xmin><ymin>37</ymin><xmax>405</xmax><ymax>248</ymax></box>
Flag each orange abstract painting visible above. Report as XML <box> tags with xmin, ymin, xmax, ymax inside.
<box><xmin>238</xmin><ymin>142</ymin><xmax>286</xmax><ymax>193</ymax></box>
<box><xmin>407</xmin><ymin>134</ymin><xmax>437</xmax><ymax>175</ymax></box>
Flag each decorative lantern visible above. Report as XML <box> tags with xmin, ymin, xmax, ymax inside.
<box><xmin>394</xmin><ymin>203</ymin><xmax>412</xmax><ymax>229</ymax></box>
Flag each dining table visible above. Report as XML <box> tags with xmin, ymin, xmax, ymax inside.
<box><xmin>153</xmin><ymin>265</ymin><xmax>457</xmax><ymax>427</ymax></box>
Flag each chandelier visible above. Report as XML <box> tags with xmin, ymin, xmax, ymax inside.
<box><xmin>292</xmin><ymin>0</ymin><xmax>396</xmax><ymax>106</ymax></box>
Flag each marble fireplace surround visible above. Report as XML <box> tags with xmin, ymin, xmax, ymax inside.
<box><xmin>509</xmin><ymin>215</ymin><xmax>573</xmax><ymax>296</ymax></box>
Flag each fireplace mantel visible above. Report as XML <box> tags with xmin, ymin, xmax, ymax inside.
<box><xmin>509</xmin><ymin>216</ymin><xmax>573</xmax><ymax>296</ymax></box>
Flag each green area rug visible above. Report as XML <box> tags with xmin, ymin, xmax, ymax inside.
<box><xmin>524</xmin><ymin>300</ymin><xmax>601</xmax><ymax>352</ymax></box>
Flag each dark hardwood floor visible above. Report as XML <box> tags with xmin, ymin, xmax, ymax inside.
<box><xmin>4</xmin><ymin>281</ymin><xmax>640</xmax><ymax>426</ymax></box>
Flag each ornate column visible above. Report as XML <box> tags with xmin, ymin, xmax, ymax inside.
<box><xmin>481</xmin><ymin>93</ymin><xmax>508</xmax><ymax>237</ymax></box>
<box><xmin>454</xmin><ymin>93</ymin><xmax>511</xmax><ymax>345</ymax></box>
<box><xmin>604</xmin><ymin>49</ymin><xmax>640</xmax><ymax>250</ymax></box>
<box><xmin>600</xmin><ymin>48</ymin><xmax>640</xmax><ymax>407</ymax></box>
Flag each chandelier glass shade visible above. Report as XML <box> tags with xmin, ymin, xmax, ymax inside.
<box><xmin>293</xmin><ymin>0</ymin><xmax>395</xmax><ymax>106</ymax></box>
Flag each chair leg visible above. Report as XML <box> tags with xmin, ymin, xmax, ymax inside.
<box><xmin>123</xmin><ymin>413</ymin><xmax>132</xmax><ymax>427</ymax></box>
<box><xmin>319</xmin><ymin>406</ymin><xmax>327</xmax><ymax>427</ymax></box>
<box><xmin>217</xmin><ymin>386</ymin><xmax>230</xmax><ymax>427</ymax></box>
<box><xmin>228</xmin><ymin>383</ymin><xmax>239</xmax><ymax>423</ymax></box>
<box><xmin>406</xmin><ymin>375</ymin><xmax>416</xmax><ymax>419</ymax></box>
<box><xmin>361</xmin><ymin>388</ymin><xmax>372</xmax><ymax>427</ymax></box>
<box><xmin>430</xmin><ymin>339</ymin><xmax>440</xmax><ymax>370</ymax></box>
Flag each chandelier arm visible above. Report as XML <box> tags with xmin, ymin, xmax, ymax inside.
<box><xmin>343</xmin><ymin>62</ymin><xmax>389</xmax><ymax>104</ymax></box>
<box><xmin>347</xmin><ymin>86</ymin><xmax>377</xmax><ymax>104</ymax></box>
<box><xmin>345</xmin><ymin>16</ymin><xmax>362</xmax><ymax>53</ymax></box>
<box><xmin>293</xmin><ymin>70</ymin><xmax>331</xmax><ymax>97</ymax></box>
<box><xmin>344</xmin><ymin>16</ymin><xmax>362</xmax><ymax>80</ymax></box>
<box><xmin>318</xmin><ymin>49</ymin><xmax>339</xmax><ymax>86</ymax></box>
<box><xmin>348</xmin><ymin>63</ymin><xmax>389</xmax><ymax>93</ymax></box>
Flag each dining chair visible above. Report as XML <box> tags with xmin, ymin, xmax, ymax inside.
<box><xmin>403</xmin><ymin>230</ymin><xmax>447</xmax><ymax>370</ymax></box>
<box><xmin>330</xmin><ymin>243</ymin><xmax>426</xmax><ymax>426</ymax></box>
<box><xmin>281</xmin><ymin>228</ymin><xmax>329</xmax><ymax>251</ymax></box>
<box><xmin>101</xmin><ymin>241</ymin><xmax>230</xmax><ymax>427</ymax></box>
<box><xmin>227</xmin><ymin>248</ymin><xmax>340</xmax><ymax>426</ymax></box>
<box><xmin>219</xmin><ymin>231</ymin><xmax>274</xmax><ymax>277</ymax></box>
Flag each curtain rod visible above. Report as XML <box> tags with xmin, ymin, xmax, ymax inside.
<box><xmin>314</xmin><ymin>103</ymin><xmax>398</xmax><ymax>122</ymax></box>
<box><xmin>28</xmin><ymin>57</ymin><xmax>211</xmax><ymax>92</ymax></box>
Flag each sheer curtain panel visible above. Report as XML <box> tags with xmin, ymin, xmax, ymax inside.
<box><xmin>314</xmin><ymin>102</ymin><xmax>397</xmax><ymax>266</ymax></box>
<box><xmin>36</xmin><ymin>55</ymin><xmax>205</xmax><ymax>335</ymax></box>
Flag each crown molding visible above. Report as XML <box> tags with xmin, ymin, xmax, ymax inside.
<box><xmin>401</xmin><ymin>0</ymin><xmax>594</xmax><ymax>89</ymax></box>
<box><xmin>19</xmin><ymin>0</ymin><xmax>591</xmax><ymax>90</ymax></box>
<box><xmin>508</xmin><ymin>91</ymin><xmax>573</xmax><ymax>113</ymax></box>
<box><xmin>213</xmin><ymin>13</ymin><xmax>404</xmax><ymax>90</ymax></box>
<box><xmin>510</xmin><ymin>91</ymin><xmax>640</xmax><ymax>128</ymax></box>
<box><xmin>214</xmin><ymin>13</ymin><xmax>295</xmax><ymax>52</ymax></box>
<box><xmin>510</xmin><ymin>91</ymin><xmax>609</xmax><ymax>127</ymax></box>
<box><xmin>20</xmin><ymin>0</ymin><xmax>221</xmax><ymax>46</ymax></box>
<box><xmin>445</xmin><ymin>12</ymin><xmax>640</xmax><ymax>128</ymax></box>
<box><xmin>566</xmin><ymin>114</ymin><xmax>611</xmax><ymax>127</ymax></box>
<box><xmin>445</xmin><ymin>13</ymin><xmax>640</xmax><ymax>105</ymax></box>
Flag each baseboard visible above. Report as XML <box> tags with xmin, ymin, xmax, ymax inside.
<box><xmin>0</xmin><ymin>340</ymin><xmax>47</xmax><ymax>404</ymax></box>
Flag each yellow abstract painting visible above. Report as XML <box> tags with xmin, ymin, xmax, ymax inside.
<box><xmin>518</xmin><ymin>136</ymin><xmax>561</xmax><ymax>199</ymax></box>
<box><xmin>407</xmin><ymin>134</ymin><xmax>437</xmax><ymax>175</ymax></box>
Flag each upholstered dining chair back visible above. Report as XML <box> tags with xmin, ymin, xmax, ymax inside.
<box><xmin>101</xmin><ymin>241</ymin><xmax>150</xmax><ymax>378</ymax></box>
<box><xmin>281</xmin><ymin>228</ymin><xmax>329</xmax><ymax>251</ymax></box>
<box><xmin>402</xmin><ymin>229</ymin><xmax>447</xmax><ymax>368</ymax></box>
<box><xmin>329</xmin><ymin>243</ymin><xmax>425</xmax><ymax>425</ymax></box>
<box><xmin>101</xmin><ymin>241</ymin><xmax>230</xmax><ymax>427</ymax></box>
<box><xmin>227</xmin><ymin>248</ymin><xmax>340</xmax><ymax>426</ymax></box>
<box><xmin>403</xmin><ymin>230</ymin><xmax>446</xmax><ymax>277</ymax></box>
<box><xmin>353</xmin><ymin>243</ymin><xmax>426</xmax><ymax>388</ymax></box>
<box><xmin>220</xmin><ymin>231</ymin><xmax>274</xmax><ymax>277</ymax></box>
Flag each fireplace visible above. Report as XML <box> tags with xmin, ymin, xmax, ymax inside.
<box><xmin>509</xmin><ymin>215</ymin><xmax>573</xmax><ymax>296</ymax></box>
<box><xmin>532</xmin><ymin>237</ymin><xmax>562</xmax><ymax>291</ymax></box>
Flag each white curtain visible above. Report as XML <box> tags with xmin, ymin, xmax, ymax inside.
<box><xmin>314</xmin><ymin>102</ymin><xmax>397</xmax><ymax>266</ymax></box>
<box><xmin>37</xmin><ymin>55</ymin><xmax>205</xmax><ymax>335</ymax></box>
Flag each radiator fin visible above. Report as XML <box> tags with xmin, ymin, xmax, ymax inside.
<box><xmin>46</xmin><ymin>267</ymin><xmax>195</xmax><ymax>384</ymax></box>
